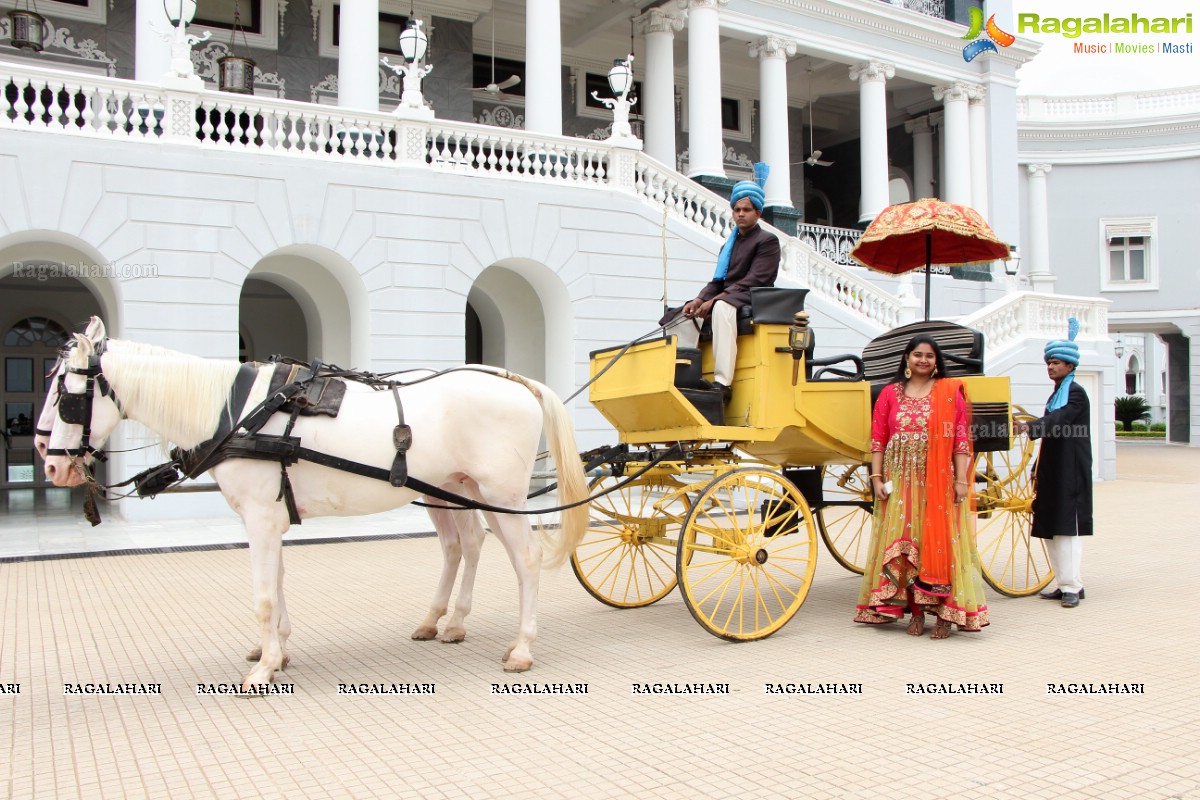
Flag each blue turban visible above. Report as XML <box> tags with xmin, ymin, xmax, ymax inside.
<box><xmin>715</xmin><ymin>162</ymin><xmax>769</xmax><ymax>280</ymax></box>
<box><xmin>1045</xmin><ymin>317</ymin><xmax>1080</xmax><ymax>411</ymax></box>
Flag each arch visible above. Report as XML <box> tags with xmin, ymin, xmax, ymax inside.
<box><xmin>0</xmin><ymin>231</ymin><xmax>122</xmax><ymax>335</ymax></box>
<box><xmin>888</xmin><ymin>167</ymin><xmax>913</xmax><ymax>205</ymax></box>
<box><xmin>466</xmin><ymin>259</ymin><xmax>574</xmax><ymax>396</ymax></box>
<box><xmin>246</xmin><ymin>245</ymin><xmax>369</xmax><ymax>367</ymax></box>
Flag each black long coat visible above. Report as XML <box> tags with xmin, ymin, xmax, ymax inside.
<box><xmin>1028</xmin><ymin>381</ymin><xmax>1094</xmax><ymax>538</ymax></box>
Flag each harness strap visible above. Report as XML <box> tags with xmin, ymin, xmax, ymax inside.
<box><xmin>388</xmin><ymin>384</ymin><xmax>412</xmax><ymax>487</ymax></box>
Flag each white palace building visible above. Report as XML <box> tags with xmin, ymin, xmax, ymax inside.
<box><xmin>0</xmin><ymin>0</ymin><xmax>1195</xmax><ymax>519</ymax></box>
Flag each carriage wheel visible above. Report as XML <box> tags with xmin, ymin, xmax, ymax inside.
<box><xmin>677</xmin><ymin>468</ymin><xmax>818</xmax><ymax>641</ymax></box>
<box><xmin>571</xmin><ymin>475</ymin><xmax>689</xmax><ymax>608</ymax></box>
<box><xmin>816</xmin><ymin>463</ymin><xmax>873</xmax><ymax>575</ymax></box>
<box><xmin>974</xmin><ymin>407</ymin><xmax>1052</xmax><ymax>597</ymax></box>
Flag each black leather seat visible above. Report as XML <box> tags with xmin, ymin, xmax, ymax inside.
<box><xmin>863</xmin><ymin>320</ymin><xmax>985</xmax><ymax>406</ymax></box>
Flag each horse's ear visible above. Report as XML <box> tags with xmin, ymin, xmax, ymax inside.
<box><xmin>71</xmin><ymin>333</ymin><xmax>94</xmax><ymax>364</ymax></box>
<box><xmin>84</xmin><ymin>316</ymin><xmax>107</xmax><ymax>345</ymax></box>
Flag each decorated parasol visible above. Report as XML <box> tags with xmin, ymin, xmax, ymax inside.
<box><xmin>849</xmin><ymin>198</ymin><xmax>1010</xmax><ymax>320</ymax></box>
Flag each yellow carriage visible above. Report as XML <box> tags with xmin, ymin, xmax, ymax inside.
<box><xmin>573</xmin><ymin>288</ymin><xmax>1046</xmax><ymax>641</ymax></box>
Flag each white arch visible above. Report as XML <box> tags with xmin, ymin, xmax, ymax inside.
<box><xmin>467</xmin><ymin>259</ymin><xmax>574</xmax><ymax>397</ymax></box>
<box><xmin>247</xmin><ymin>246</ymin><xmax>370</xmax><ymax>368</ymax></box>
<box><xmin>0</xmin><ymin>231</ymin><xmax>122</xmax><ymax>335</ymax></box>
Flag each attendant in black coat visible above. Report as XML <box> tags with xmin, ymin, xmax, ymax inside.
<box><xmin>1016</xmin><ymin>319</ymin><xmax>1093</xmax><ymax>608</ymax></box>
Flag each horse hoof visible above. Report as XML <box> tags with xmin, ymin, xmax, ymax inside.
<box><xmin>439</xmin><ymin>627</ymin><xmax>466</xmax><ymax>643</ymax></box>
<box><xmin>245</xmin><ymin>647</ymin><xmax>262</xmax><ymax>662</ymax></box>
<box><xmin>280</xmin><ymin>655</ymin><xmax>291</xmax><ymax>669</ymax></box>
<box><xmin>411</xmin><ymin>626</ymin><xmax>438</xmax><ymax>640</ymax></box>
<box><xmin>503</xmin><ymin>657</ymin><xmax>532</xmax><ymax>673</ymax></box>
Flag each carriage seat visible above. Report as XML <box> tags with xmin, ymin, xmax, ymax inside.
<box><xmin>696</xmin><ymin>287</ymin><xmax>811</xmax><ymax>340</ymax></box>
<box><xmin>862</xmin><ymin>320</ymin><xmax>985</xmax><ymax>406</ymax></box>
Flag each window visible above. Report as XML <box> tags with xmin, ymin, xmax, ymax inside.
<box><xmin>195</xmin><ymin>0</ymin><xmax>263</xmax><ymax>35</ymax></box>
<box><xmin>680</xmin><ymin>93</ymin><xmax>751</xmax><ymax>141</ymax></box>
<box><xmin>1100</xmin><ymin>218</ymin><xmax>1157</xmax><ymax>291</ymax></box>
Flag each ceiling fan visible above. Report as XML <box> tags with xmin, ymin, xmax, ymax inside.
<box><xmin>798</xmin><ymin>69</ymin><xmax>834</xmax><ymax>167</ymax></box>
<box><xmin>473</xmin><ymin>1</ymin><xmax>521</xmax><ymax>94</ymax></box>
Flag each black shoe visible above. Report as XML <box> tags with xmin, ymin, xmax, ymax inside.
<box><xmin>1040</xmin><ymin>587</ymin><xmax>1085</xmax><ymax>601</ymax></box>
<box><xmin>713</xmin><ymin>382</ymin><xmax>732</xmax><ymax>404</ymax></box>
<box><xmin>1061</xmin><ymin>592</ymin><xmax>1080</xmax><ymax>608</ymax></box>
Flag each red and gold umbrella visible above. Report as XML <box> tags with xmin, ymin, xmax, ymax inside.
<box><xmin>849</xmin><ymin>198</ymin><xmax>1010</xmax><ymax>319</ymax></box>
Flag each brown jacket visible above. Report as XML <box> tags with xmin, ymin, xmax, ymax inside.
<box><xmin>696</xmin><ymin>225</ymin><xmax>780</xmax><ymax>309</ymax></box>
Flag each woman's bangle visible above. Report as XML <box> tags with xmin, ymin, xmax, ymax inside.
<box><xmin>954</xmin><ymin>480</ymin><xmax>968</xmax><ymax>486</ymax></box>
<box><xmin>869</xmin><ymin>473</ymin><xmax>883</xmax><ymax>479</ymax></box>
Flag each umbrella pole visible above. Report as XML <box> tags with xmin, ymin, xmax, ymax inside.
<box><xmin>924</xmin><ymin>232</ymin><xmax>932</xmax><ymax>321</ymax></box>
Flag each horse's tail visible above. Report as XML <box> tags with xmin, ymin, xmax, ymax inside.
<box><xmin>518</xmin><ymin>377</ymin><xmax>589</xmax><ymax>569</ymax></box>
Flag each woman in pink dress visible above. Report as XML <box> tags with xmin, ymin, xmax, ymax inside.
<box><xmin>854</xmin><ymin>335</ymin><xmax>990</xmax><ymax>639</ymax></box>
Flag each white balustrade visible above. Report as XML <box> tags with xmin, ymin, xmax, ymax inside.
<box><xmin>959</xmin><ymin>292</ymin><xmax>1110</xmax><ymax>357</ymax></box>
<box><xmin>1</xmin><ymin>58</ymin><xmax>905</xmax><ymax>328</ymax></box>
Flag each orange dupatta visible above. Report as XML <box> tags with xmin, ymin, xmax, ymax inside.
<box><xmin>918</xmin><ymin>378</ymin><xmax>970</xmax><ymax>587</ymax></box>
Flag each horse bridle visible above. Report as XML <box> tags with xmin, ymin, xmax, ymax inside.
<box><xmin>45</xmin><ymin>346</ymin><xmax>120</xmax><ymax>463</ymax></box>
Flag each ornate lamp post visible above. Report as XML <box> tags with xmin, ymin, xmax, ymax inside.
<box><xmin>161</xmin><ymin>0</ymin><xmax>210</xmax><ymax>85</ymax></box>
<box><xmin>381</xmin><ymin>18</ymin><xmax>433</xmax><ymax>118</ymax></box>
<box><xmin>591</xmin><ymin>55</ymin><xmax>638</xmax><ymax>141</ymax></box>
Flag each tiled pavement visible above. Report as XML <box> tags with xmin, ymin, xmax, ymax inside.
<box><xmin>0</xmin><ymin>442</ymin><xmax>1197</xmax><ymax>799</ymax></box>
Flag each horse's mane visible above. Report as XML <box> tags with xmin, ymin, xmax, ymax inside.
<box><xmin>68</xmin><ymin>340</ymin><xmax>244</xmax><ymax>450</ymax></box>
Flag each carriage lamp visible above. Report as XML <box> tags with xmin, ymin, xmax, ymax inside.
<box><xmin>789</xmin><ymin>312</ymin><xmax>812</xmax><ymax>385</ymax></box>
<box><xmin>7</xmin><ymin>0</ymin><xmax>47</xmax><ymax>52</ymax></box>
<box><xmin>1004</xmin><ymin>245</ymin><xmax>1021</xmax><ymax>276</ymax></box>
<box><xmin>592</xmin><ymin>55</ymin><xmax>638</xmax><ymax>141</ymax></box>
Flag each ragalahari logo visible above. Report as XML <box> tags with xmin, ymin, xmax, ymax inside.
<box><xmin>961</xmin><ymin>7</ymin><xmax>1016</xmax><ymax>61</ymax></box>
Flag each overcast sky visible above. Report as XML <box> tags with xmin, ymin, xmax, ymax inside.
<box><xmin>1005</xmin><ymin>0</ymin><xmax>1199</xmax><ymax>95</ymax></box>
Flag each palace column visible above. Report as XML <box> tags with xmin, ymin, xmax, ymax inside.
<box><xmin>968</xmin><ymin>85</ymin><xmax>989</xmax><ymax>219</ymax></box>
<box><xmin>1026</xmin><ymin>164</ymin><xmax>1055</xmax><ymax>293</ymax></box>
<box><xmin>680</xmin><ymin>0</ymin><xmax>727</xmax><ymax>180</ymax></box>
<box><xmin>749</xmin><ymin>35</ymin><xmax>797</xmax><ymax>209</ymax></box>
<box><xmin>933</xmin><ymin>81</ymin><xmax>972</xmax><ymax>205</ymax></box>
<box><xmin>635</xmin><ymin>7</ymin><xmax>685</xmax><ymax>166</ymax></box>
<box><xmin>905</xmin><ymin>116</ymin><xmax>934</xmax><ymax>200</ymax></box>
<box><xmin>135</xmin><ymin>0</ymin><xmax>174</xmax><ymax>81</ymax></box>
<box><xmin>338</xmin><ymin>0</ymin><xmax>380</xmax><ymax>111</ymax></box>
<box><xmin>526</xmin><ymin>0</ymin><xmax>563</xmax><ymax>135</ymax></box>
<box><xmin>850</xmin><ymin>60</ymin><xmax>894</xmax><ymax>223</ymax></box>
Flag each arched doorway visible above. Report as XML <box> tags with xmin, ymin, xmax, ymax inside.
<box><xmin>467</xmin><ymin>265</ymin><xmax>547</xmax><ymax>382</ymax></box>
<box><xmin>2</xmin><ymin>316</ymin><xmax>69</xmax><ymax>489</ymax></box>
<box><xmin>239</xmin><ymin>278</ymin><xmax>309</xmax><ymax>362</ymax></box>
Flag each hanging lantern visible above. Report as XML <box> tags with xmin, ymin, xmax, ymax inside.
<box><xmin>7</xmin><ymin>2</ymin><xmax>48</xmax><ymax>52</ymax></box>
<box><xmin>217</xmin><ymin>0</ymin><xmax>256</xmax><ymax>94</ymax></box>
<box><xmin>218</xmin><ymin>55</ymin><xmax>256</xmax><ymax>94</ymax></box>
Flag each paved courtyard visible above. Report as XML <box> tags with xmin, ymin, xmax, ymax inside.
<box><xmin>1</xmin><ymin>442</ymin><xmax>1197</xmax><ymax>799</ymax></box>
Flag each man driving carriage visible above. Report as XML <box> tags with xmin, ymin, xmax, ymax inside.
<box><xmin>661</xmin><ymin>163</ymin><xmax>781</xmax><ymax>403</ymax></box>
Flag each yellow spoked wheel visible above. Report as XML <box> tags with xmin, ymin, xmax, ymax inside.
<box><xmin>677</xmin><ymin>468</ymin><xmax>818</xmax><ymax>641</ymax></box>
<box><xmin>815</xmin><ymin>463</ymin><xmax>874</xmax><ymax>575</ymax></box>
<box><xmin>974</xmin><ymin>407</ymin><xmax>1052</xmax><ymax>597</ymax></box>
<box><xmin>572</xmin><ymin>475</ymin><xmax>690</xmax><ymax>608</ymax></box>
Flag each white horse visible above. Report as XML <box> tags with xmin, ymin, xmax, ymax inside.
<box><xmin>40</xmin><ymin>320</ymin><xmax>589</xmax><ymax>688</ymax></box>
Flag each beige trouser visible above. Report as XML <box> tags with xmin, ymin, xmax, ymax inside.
<box><xmin>670</xmin><ymin>300</ymin><xmax>738</xmax><ymax>387</ymax></box>
<box><xmin>1047</xmin><ymin>535</ymin><xmax>1083</xmax><ymax>594</ymax></box>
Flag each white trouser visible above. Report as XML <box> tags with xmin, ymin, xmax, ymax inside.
<box><xmin>670</xmin><ymin>300</ymin><xmax>738</xmax><ymax>387</ymax></box>
<box><xmin>1047</xmin><ymin>535</ymin><xmax>1083</xmax><ymax>594</ymax></box>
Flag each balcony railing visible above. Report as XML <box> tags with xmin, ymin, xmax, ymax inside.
<box><xmin>1</xmin><ymin>58</ymin><xmax>904</xmax><ymax>329</ymax></box>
